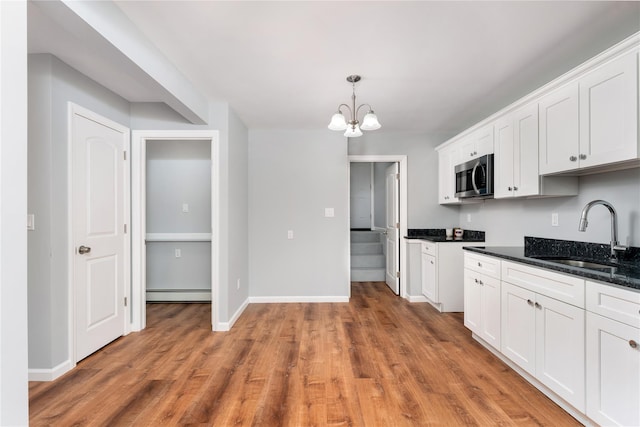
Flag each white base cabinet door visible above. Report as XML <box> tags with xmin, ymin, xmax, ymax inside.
<box><xmin>501</xmin><ymin>282</ymin><xmax>536</xmax><ymax>376</ymax></box>
<box><xmin>586</xmin><ymin>312</ymin><xmax>640</xmax><ymax>427</ymax></box>
<box><xmin>535</xmin><ymin>294</ymin><xmax>585</xmax><ymax>412</ymax></box>
<box><xmin>421</xmin><ymin>252</ymin><xmax>436</xmax><ymax>302</ymax></box>
<box><xmin>464</xmin><ymin>269</ymin><xmax>501</xmax><ymax>350</ymax></box>
<box><xmin>502</xmin><ymin>283</ymin><xmax>586</xmax><ymax>412</ymax></box>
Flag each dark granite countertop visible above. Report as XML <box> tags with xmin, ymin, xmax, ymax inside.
<box><xmin>404</xmin><ymin>228</ymin><xmax>485</xmax><ymax>243</ymax></box>
<box><xmin>462</xmin><ymin>237</ymin><xmax>640</xmax><ymax>291</ymax></box>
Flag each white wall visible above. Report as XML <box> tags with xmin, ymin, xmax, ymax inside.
<box><xmin>28</xmin><ymin>54</ymin><xmax>130</xmax><ymax>370</ymax></box>
<box><xmin>459</xmin><ymin>168</ymin><xmax>640</xmax><ymax>246</ymax></box>
<box><xmin>0</xmin><ymin>1</ymin><xmax>29</xmax><ymax>423</ymax></box>
<box><xmin>349</xmin><ymin>131</ymin><xmax>458</xmax><ymax>228</ymax></box>
<box><xmin>248</xmin><ymin>130</ymin><xmax>349</xmax><ymax>299</ymax></box>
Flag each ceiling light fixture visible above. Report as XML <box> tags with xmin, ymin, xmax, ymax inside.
<box><xmin>328</xmin><ymin>75</ymin><xmax>381</xmax><ymax>137</ymax></box>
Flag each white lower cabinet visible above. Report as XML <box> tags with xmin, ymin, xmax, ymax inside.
<box><xmin>464</xmin><ymin>270</ymin><xmax>501</xmax><ymax>350</ymax></box>
<box><xmin>421</xmin><ymin>241</ymin><xmax>467</xmax><ymax>312</ymax></box>
<box><xmin>421</xmin><ymin>251</ymin><xmax>436</xmax><ymax>302</ymax></box>
<box><xmin>464</xmin><ymin>252</ymin><xmax>502</xmax><ymax>350</ymax></box>
<box><xmin>585</xmin><ymin>281</ymin><xmax>640</xmax><ymax>426</ymax></box>
<box><xmin>501</xmin><ymin>282</ymin><xmax>586</xmax><ymax>412</ymax></box>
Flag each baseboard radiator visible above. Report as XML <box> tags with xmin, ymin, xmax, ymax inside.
<box><xmin>146</xmin><ymin>289</ymin><xmax>211</xmax><ymax>302</ymax></box>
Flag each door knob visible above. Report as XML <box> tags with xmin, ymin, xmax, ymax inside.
<box><xmin>78</xmin><ymin>245</ymin><xmax>91</xmax><ymax>255</ymax></box>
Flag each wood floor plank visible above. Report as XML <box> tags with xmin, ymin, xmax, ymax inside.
<box><xmin>29</xmin><ymin>282</ymin><xmax>582</xmax><ymax>426</ymax></box>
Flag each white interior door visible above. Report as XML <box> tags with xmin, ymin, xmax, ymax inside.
<box><xmin>385</xmin><ymin>163</ymin><xmax>400</xmax><ymax>294</ymax></box>
<box><xmin>350</xmin><ymin>162</ymin><xmax>372</xmax><ymax>229</ymax></box>
<box><xmin>72</xmin><ymin>107</ymin><xmax>128</xmax><ymax>362</ymax></box>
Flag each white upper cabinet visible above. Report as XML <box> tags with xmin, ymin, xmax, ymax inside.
<box><xmin>460</xmin><ymin>125</ymin><xmax>494</xmax><ymax>161</ymax></box>
<box><xmin>579</xmin><ymin>51</ymin><xmax>638</xmax><ymax>169</ymax></box>
<box><xmin>438</xmin><ymin>33</ymin><xmax>639</xmax><ymax>186</ymax></box>
<box><xmin>540</xmin><ymin>51</ymin><xmax>638</xmax><ymax>175</ymax></box>
<box><xmin>437</xmin><ymin>144</ymin><xmax>460</xmax><ymax>204</ymax></box>
<box><xmin>512</xmin><ymin>104</ymin><xmax>540</xmax><ymax>197</ymax></box>
<box><xmin>539</xmin><ymin>82</ymin><xmax>580</xmax><ymax>175</ymax></box>
<box><xmin>495</xmin><ymin>103</ymin><xmax>577</xmax><ymax>199</ymax></box>
<box><xmin>494</xmin><ymin>117</ymin><xmax>514</xmax><ymax>199</ymax></box>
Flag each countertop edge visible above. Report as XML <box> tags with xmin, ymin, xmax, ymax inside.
<box><xmin>463</xmin><ymin>246</ymin><xmax>640</xmax><ymax>292</ymax></box>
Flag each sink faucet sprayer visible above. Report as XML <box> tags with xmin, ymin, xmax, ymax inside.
<box><xmin>578</xmin><ymin>200</ymin><xmax>627</xmax><ymax>261</ymax></box>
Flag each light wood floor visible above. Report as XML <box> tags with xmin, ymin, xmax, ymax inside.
<box><xmin>30</xmin><ymin>283</ymin><xmax>581</xmax><ymax>426</ymax></box>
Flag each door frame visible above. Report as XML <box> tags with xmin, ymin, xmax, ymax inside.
<box><xmin>347</xmin><ymin>155</ymin><xmax>408</xmax><ymax>298</ymax></box>
<box><xmin>67</xmin><ymin>103</ymin><xmax>131</xmax><ymax>366</ymax></box>
<box><xmin>131</xmin><ymin>130</ymin><xmax>220</xmax><ymax>332</ymax></box>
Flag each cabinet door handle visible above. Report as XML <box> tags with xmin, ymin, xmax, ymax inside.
<box><xmin>513</xmin><ymin>186</ymin><xmax>518</xmax><ymax>191</ymax></box>
<box><xmin>478</xmin><ymin>280</ymin><xmax>483</xmax><ymax>285</ymax></box>
<box><xmin>477</xmin><ymin>262</ymin><xmax>482</xmax><ymax>267</ymax></box>
<box><xmin>579</xmin><ymin>154</ymin><xmax>587</xmax><ymax>160</ymax></box>
<box><xmin>569</xmin><ymin>155</ymin><xmax>577</xmax><ymax>162</ymax></box>
<box><xmin>474</xmin><ymin>278</ymin><xmax>479</xmax><ymax>283</ymax></box>
<box><xmin>527</xmin><ymin>299</ymin><xmax>534</xmax><ymax>306</ymax></box>
<box><xmin>430</xmin><ymin>260</ymin><xmax>434</xmax><ymax>265</ymax></box>
<box><xmin>507</xmin><ymin>186</ymin><xmax>512</xmax><ymax>191</ymax></box>
<box><xmin>534</xmin><ymin>302</ymin><xmax>542</xmax><ymax>309</ymax></box>
<box><xmin>630</xmin><ymin>340</ymin><xmax>638</xmax><ymax>349</ymax></box>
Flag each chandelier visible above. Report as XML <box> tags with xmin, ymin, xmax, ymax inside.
<box><xmin>328</xmin><ymin>75</ymin><xmax>381</xmax><ymax>137</ymax></box>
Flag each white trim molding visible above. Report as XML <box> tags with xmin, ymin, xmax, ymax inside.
<box><xmin>145</xmin><ymin>233</ymin><xmax>212</xmax><ymax>242</ymax></box>
<box><xmin>216</xmin><ymin>298</ymin><xmax>250</xmax><ymax>331</ymax></box>
<box><xmin>28</xmin><ymin>359</ymin><xmax>73</xmax><ymax>382</ymax></box>
<box><xmin>248</xmin><ymin>296</ymin><xmax>350</xmax><ymax>303</ymax></box>
<box><xmin>406</xmin><ymin>295</ymin><xmax>429</xmax><ymax>303</ymax></box>
<box><xmin>131</xmin><ymin>130</ymin><xmax>220</xmax><ymax>333</ymax></box>
<box><xmin>146</xmin><ymin>290</ymin><xmax>212</xmax><ymax>302</ymax></box>
<box><xmin>348</xmin><ymin>155</ymin><xmax>409</xmax><ymax>299</ymax></box>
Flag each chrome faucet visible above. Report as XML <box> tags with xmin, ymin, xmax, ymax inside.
<box><xmin>578</xmin><ymin>200</ymin><xmax>627</xmax><ymax>261</ymax></box>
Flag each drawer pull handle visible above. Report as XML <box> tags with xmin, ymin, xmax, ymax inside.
<box><xmin>630</xmin><ymin>340</ymin><xmax>638</xmax><ymax>349</ymax></box>
<box><xmin>527</xmin><ymin>299</ymin><xmax>534</xmax><ymax>306</ymax></box>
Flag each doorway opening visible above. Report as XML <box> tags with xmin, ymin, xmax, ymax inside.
<box><xmin>348</xmin><ymin>155</ymin><xmax>408</xmax><ymax>298</ymax></box>
<box><xmin>131</xmin><ymin>130</ymin><xmax>220</xmax><ymax>332</ymax></box>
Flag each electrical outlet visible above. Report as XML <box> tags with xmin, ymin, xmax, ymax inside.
<box><xmin>552</xmin><ymin>213</ymin><xmax>559</xmax><ymax>227</ymax></box>
<box><xmin>287</xmin><ymin>230</ymin><xmax>294</xmax><ymax>239</ymax></box>
<box><xmin>175</xmin><ymin>248</ymin><xmax>181</xmax><ymax>258</ymax></box>
<box><xmin>182</xmin><ymin>203</ymin><xmax>189</xmax><ymax>213</ymax></box>
<box><xmin>237</xmin><ymin>279</ymin><xmax>241</xmax><ymax>290</ymax></box>
<box><xmin>467</xmin><ymin>214</ymin><xmax>472</xmax><ymax>223</ymax></box>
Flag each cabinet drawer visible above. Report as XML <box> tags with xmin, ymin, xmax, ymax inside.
<box><xmin>421</xmin><ymin>241</ymin><xmax>437</xmax><ymax>256</ymax></box>
<box><xmin>586</xmin><ymin>281</ymin><xmax>640</xmax><ymax>328</ymax></box>
<box><xmin>464</xmin><ymin>252</ymin><xmax>500</xmax><ymax>279</ymax></box>
<box><xmin>501</xmin><ymin>260</ymin><xmax>585</xmax><ymax>308</ymax></box>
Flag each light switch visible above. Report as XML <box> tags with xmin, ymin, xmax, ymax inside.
<box><xmin>324</xmin><ymin>208</ymin><xmax>335</xmax><ymax>218</ymax></box>
<box><xmin>27</xmin><ymin>214</ymin><xmax>35</xmax><ymax>231</ymax></box>
<box><xmin>175</xmin><ymin>248</ymin><xmax>181</xmax><ymax>258</ymax></box>
<box><xmin>182</xmin><ymin>203</ymin><xmax>189</xmax><ymax>213</ymax></box>
<box><xmin>552</xmin><ymin>213</ymin><xmax>559</xmax><ymax>226</ymax></box>
<box><xmin>287</xmin><ymin>230</ymin><xmax>294</xmax><ymax>239</ymax></box>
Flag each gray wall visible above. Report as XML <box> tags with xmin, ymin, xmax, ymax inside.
<box><xmin>146</xmin><ymin>140</ymin><xmax>211</xmax><ymax>294</ymax></box>
<box><xmin>28</xmin><ymin>54</ymin><xmax>130</xmax><ymax>369</ymax></box>
<box><xmin>349</xmin><ymin>131</ymin><xmax>457</xmax><ymax>228</ymax></box>
<box><xmin>28</xmin><ymin>55</ymin><xmax>250</xmax><ymax>369</ymax></box>
<box><xmin>374</xmin><ymin>162</ymin><xmax>393</xmax><ymax>229</ymax></box>
<box><xmin>458</xmin><ymin>168</ymin><xmax>640</xmax><ymax>246</ymax></box>
<box><xmin>248</xmin><ymin>130</ymin><xmax>349</xmax><ymax>298</ymax></box>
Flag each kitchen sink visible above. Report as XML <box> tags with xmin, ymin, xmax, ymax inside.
<box><xmin>531</xmin><ymin>257</ymin><xmax>617</xmax><ymax>271</ymax></box>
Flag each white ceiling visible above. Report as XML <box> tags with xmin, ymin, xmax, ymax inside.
<box><xmin>28</xmin><ymin>1</ymin><xmax>640</xmax><ymax>136</ymax></box>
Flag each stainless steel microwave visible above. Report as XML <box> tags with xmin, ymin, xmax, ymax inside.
<box><xmin>454</xmin><ymin>154</ymin><xmax>494</xmax><ymax>199</ymax></box>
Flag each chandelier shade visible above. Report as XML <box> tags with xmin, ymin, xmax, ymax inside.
<box><xmin>328</xmin><ymin>75</ymin><xmax>381</xmax><ymax>138</ymax></box>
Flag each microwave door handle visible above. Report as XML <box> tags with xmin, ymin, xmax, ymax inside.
<box><xmin>471</xmin><ymin>161</ymin><xmax>480</xmax><ymax>194</ymax></box>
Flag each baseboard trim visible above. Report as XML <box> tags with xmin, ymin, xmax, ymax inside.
<box><xmin>248</xmin><ymin>296</ymin><xmax>349</xmax><ymax>303</ymax></box>
<box><xmin>215</xmin><ymin>298</ymin><xmax>249</xmax><ymax>331</ymax></box>
<box><xmin>29</xmin><ymin>359</ymin><xmax>74</xmax><ymax>382</ymax></box>
<box><xmin>406</xmin><ymin>295</ymin><xmax>428</xmax><ymax>303</ymax></box>
<box><xmin>146</xmin><ymin>290</ymin><xmax>211</xmax><ymax>302</ymax></box>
